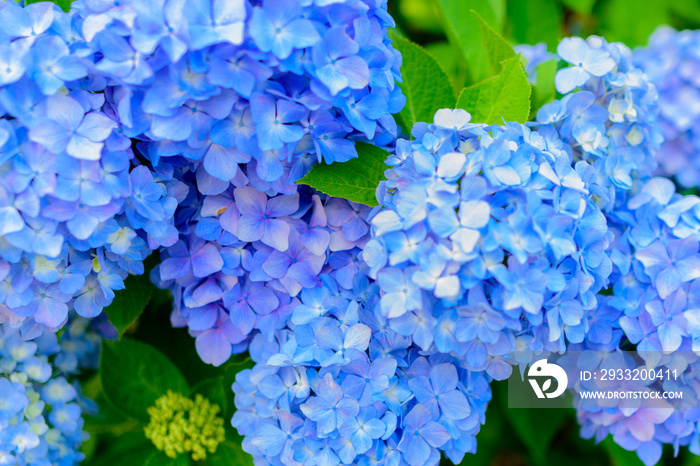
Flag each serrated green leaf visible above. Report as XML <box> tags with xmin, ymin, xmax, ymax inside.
<box><xmin>474</xmin><ymin>10</ymin><xmax>515</xmax><ymax>74</ymax></box>
<box><xmin>456</xmin><ymin>56</ymin><xmax>531</xmax><ymax>124</ymax></box>
<box><xmin>531</xmin><ymin>59</ymin><xmax>559</xmax><ymax>116</ymax></box>
<box><xmin>509</xmin><ymin>0</ymin><xmax>563</xmax><ymax>48</ymax></box>
<box><xmin>296</xmin><ymin>142</ymin><xmax>389</xmax><ymax>207</ymax></box>
<box><xmin>435</xmin><ymin>0</ymin><xmax>504</xmax><ymax>84</ymax></box>
<box><xmin>104</xmin><ymin>273</ymin><xmax>154</xmax><ymax>339</ymax></box>
<box><xmin>557</xmin><ymin>0</ymin><xmax>597</xmax><ymax>14</ymax></box>
<box><xmin>389</xmin><ymin>32</ymin><xmax>455</xmax><ymax>131</ymax></box>
<box><xmin>101</xmin><ymin>339</ymin><xmax>189</xmax><ymax>423</ymax></box>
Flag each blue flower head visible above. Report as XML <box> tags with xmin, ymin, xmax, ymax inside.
<box><xmin>366</xmin><ymin>109</ymin><xmax>613</xmax><ymax>376</ymax></box>
<box><xmin>62</xmin><ymin>0</ymin><xmax>408</xmax><ymax>367</ymax></box>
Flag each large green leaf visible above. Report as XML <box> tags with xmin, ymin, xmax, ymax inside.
<box><xmin>296</xmin><ymin>143</ymin><xmax>389</xmax><ymax>207</ymax></box>
<box><xmin>389</xmin><ymin>32</ymin><xmax>455</xmax><ymax>131</ymax></box>
<box><xmin>475</xmin><ymin>11</ymin><xmax>516</xmax><ymax>73</ymax></box>
<box><xmin>101</xmin><ymin>339</ymin><xmax>189</xmax><ymax>423</ymax></box>
<box><xmin>435</xmin><ymin>0</ymin><xmax>505</xmax><ymax>84</ymax></box>
<box><xmin>456</xmin><ymin>56</ymin><xmax>531</xmax><ymax>124</ymax></box>
<box><xmin>509</xmin><ymin>0</ymin><xmax>563</xmax><ymax>48</ymax></box>
<box><xmin>103</xmin><ymin>273</ymin><xmax>155</xmax><ymax>339</ymax></box>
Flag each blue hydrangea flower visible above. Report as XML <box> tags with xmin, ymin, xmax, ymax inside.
<box><xmin>365</xmin><ymin>109</ymin><xmax>613</xmax><ymax>378</ymax></box>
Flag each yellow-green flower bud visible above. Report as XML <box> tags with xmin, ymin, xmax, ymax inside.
<box><xmin>144</xmin><ymin>390</ymin><xmax>226</xmax><ymax>461</ymax></box>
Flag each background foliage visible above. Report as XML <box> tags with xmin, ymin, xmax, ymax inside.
<box><xmin>56</xmin><ymin>0</ymin><xmax>700</xmax><ymax>465</ymax></box>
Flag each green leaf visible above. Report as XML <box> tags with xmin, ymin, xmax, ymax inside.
<box><xmin>388</xmin><ymin>32</ymin><xmax>455</xmax><ymax>131</ymax></box>
<box><xmin>474</xmin><ymin>11</ymin><xmax>515</xmax><ymax>73</ymax></box>
<box><xmin>557</xmin><ymin>0</ymin><xmax>597</xmax><ymax>14</ymax></box>
<box><xmin>208</xmin><ymin>440</ymin><xmax>254</xmax><ymax>466</ymax></box>
<box><xmin>435</xmin><ymin>0</ymin><xmax>504</xmax><ymax>84</ymax></box>
<box><xmin>296</xmin><ymin>142</ymin><xmax>389</xmax><ymax>207</ymax></box>
<box><xmin>101</xmin><ymin>338</ymin><xmax>189</xmax><ymax>423</ymax></box>
<box><xmin>456</xmin><ymin>56</ymin><xmax>531</xmax><ymax>124</ymax></box>
<box><xmin>104</xmin><ymin>273</ymin><xmax>155</xmax><ymax>339</ymax></box>
<box><xmin>530</xmin><ymin>59</ymin><xmax>559</xmax><ymax>116</ymax></box>
<box><xmin>509</xmin><ymin>0</ymin><xmax>563</xmax><ymax>48</ymax></box>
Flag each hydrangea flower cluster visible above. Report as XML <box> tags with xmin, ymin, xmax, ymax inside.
<box><xmin>232</xmin><ymin>287</ymin><xmax>492</xmax><ymax>466</ymax></box>
<box><xmin>153</xmin><ymin>186</ymin><xmax>379</xmax><ymax>366</ymax></box>
<box><xmin>634</xmin><ymin>26</ymin><xmax>700</xmax><ymax>188</ymax></box>
<box><xmin>362</xmin><ymin>109</ymin><xmax>613</xmax><ymax>379</ymax></box>
<box><xmin>0</xmin><ymin>1</ymin><xmax>183</xmax><ymax>334</ymax></box>
<box><xmin>0</xmin><ymin>316</ymin><xmax>99</xmax><ymax>465</ymax></box>
<box><xmin>534</xmin><ymin>36</ymin><xmax>663</xmax><ymax>209</ymax></box>
<box><xmin>111</xmin><ymin>0</ymin><xmax>405</xmax><ymax>365</ymax></box>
